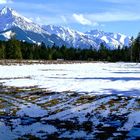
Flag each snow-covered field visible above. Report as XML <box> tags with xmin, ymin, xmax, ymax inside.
<box><xmin>0</xmin><ymin>62</ymin><xmax>140</xmax><ymax>95</ymax></box>
<box><xmin>0</xmin><ymin>62</ymin><xmax>140</xmax><ymax>139</ymax></box>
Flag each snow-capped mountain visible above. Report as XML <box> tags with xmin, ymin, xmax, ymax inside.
<box><xmin>43</xmin><ymin>25</ymin><xmax>130</xmax><ymax>49</ymax></box>
<box><xmin>85</xmin><ymin>30</ymin><xmax>130</xmax><ymax>49</ymax></box>
<box><xmin>0</xmin><ymin>6</ymin><xmax>130</xmax><ymax>49</ymax></box>
<box><xmin>0</xmin><ymin>6</ymin><xmax>47</xmax><ymax>34</ymax></box>
<box><xmin>0</xmin><ymin>7</ymin><xmax>66</xmax><ymax>46</ymax></box>
<box><xmin>42</xmin><ymin>25</ymin><xmax>100</xmax><ymax>49</ymax></box>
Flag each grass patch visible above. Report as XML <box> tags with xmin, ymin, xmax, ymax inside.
<box><xmin>73</xmin><ymin>95</ymin><xmax>96</xmax><ymax>105</ymax></box>
<box><xmin>41</xmin><ymin>99</ymin><xmax>60</xmax><ymax>108</ymax></box>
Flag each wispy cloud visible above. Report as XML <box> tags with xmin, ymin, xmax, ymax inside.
<box><xmin>73</xmin><ymin>14</ymin><xmax>92</xmax><ymax>25</ymax></box>
<box><xmin>30</xmin><ymin>15</ymin><xmax>68</xmax><ymax>26</ymax></box>
<box><xmin>60</xmin><ymin>16</ymin><xmax>67</xmax><ymax>23</ymax></box>
<box><xmin>73</xmin><ymin>12</ymin><xmax>140</xmax><ymax>23</ymax></box>
<box><xmin>0</xmin><ymin>0</ymin><xmax>13</xmax><ymax>4</ymax></box>
<box><xmin>9</xmin><ymin>2</ymin><xmax>68</xmax><ymax>15</ymax></box>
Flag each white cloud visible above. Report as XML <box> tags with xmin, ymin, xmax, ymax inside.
<box><xmin>72</xmin><ymin>12</ymin><xmax>140</xmax><ymax>25</ymax></box>
<box><xmin>31</xmin><ymin>16</ymin><xmax>67</xmax><ymax>25</ymax></box>
<box><xmin>31</xmin><ymin>16</ymin><xmax>47</xmax><ymax>25</ymax></box>
<box><xmin>0</xmin><ymin>0</ymin><xmax>13</xmax><ymax>4</ymax></box>
<box><xmin>86</xmin><ymin>12</ymin><xmax>140</xmax><ymax>22</ymax></box>
<box><xmin>72</xmin><ymin>13</ymin><xmax>100</xmax><ymax>26</ymax></box>
<box><xmin>92</xmin><ymin>22</ymin><xmax>99</xmax><ymax>26</ymax></box>
<box><xmin>73</xmin><ymin>13</ymin><xmax>92</xmax><ymax>25</ymax></box>
<box><xmin>0</xmin><ymin>0</ymin><xmax>6</xmax><ymax>4</ymax></box>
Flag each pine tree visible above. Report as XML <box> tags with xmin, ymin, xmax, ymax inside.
<box><xmin>132</xmin><ymin>33</ymin><xmax>140</xmax><ymax>62</ymax></box>
<box><xmin>99</xmin><ymin>43</ymin><xmax>108</xmax><ymax>61</ymax></box>
<box><xmin>129</xmin><ymin>36</ymin><xmax>134</xmax><ymax>62</ymax></box>
<box><xmin>0</xmin><ymin>42</ymin><xmax>5</xmax><ymax>59</ymax></box>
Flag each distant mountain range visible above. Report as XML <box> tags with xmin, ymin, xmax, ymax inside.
<box><xmin>0</xmin><ymin>7</ymin><xmax>130</xmax><ymax>49</ymax></box>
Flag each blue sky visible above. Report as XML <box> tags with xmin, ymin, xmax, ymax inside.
<box><xmin>0</xmin><ymin>0</ymin><xmax>140</xmax><ymax>37</ymax></box>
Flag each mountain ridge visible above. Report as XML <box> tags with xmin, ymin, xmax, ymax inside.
<box><xmin>0</xmin><ymin>6</ymin><xmax>130</xmax><ymax>49</ymax></box>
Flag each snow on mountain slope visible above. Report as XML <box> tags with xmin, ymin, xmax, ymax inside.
<box><xmin>0</xmin><ymin>7</ymin><xmax>47</xmax><ymax>34</ymax></box>
<box><xmin>43</xmin><ymin>25</ymin><xmax>130</xmax><ymax>49</ymax></box>
<box><xmin>85</xmin><ymin>30</ymin><xmax>130</xmax><ymax>49</ymax></box>
<box><xmin>42</xmin><ymin>25</ymin><xmax>99</xmax><ymax>49</ymax></box>
<box><xmin>0</xmin><ymin>27</ymin><xmax>66</xmax><ymax>46</ymax></box>
<box><xmin>0</xmin><ymin>30</ymin><xmax>12</xmax><ymax>40</ymax></box>
<box><xmin>0</xmin><ymin>7</ymin><xmax>66</xmax><ymax>46</ymax></box>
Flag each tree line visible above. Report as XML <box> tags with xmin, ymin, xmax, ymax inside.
<box><xmin>0</xmin><ymin>32</ymin><xmax>140</xmax><ymax>62</ymax></box>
